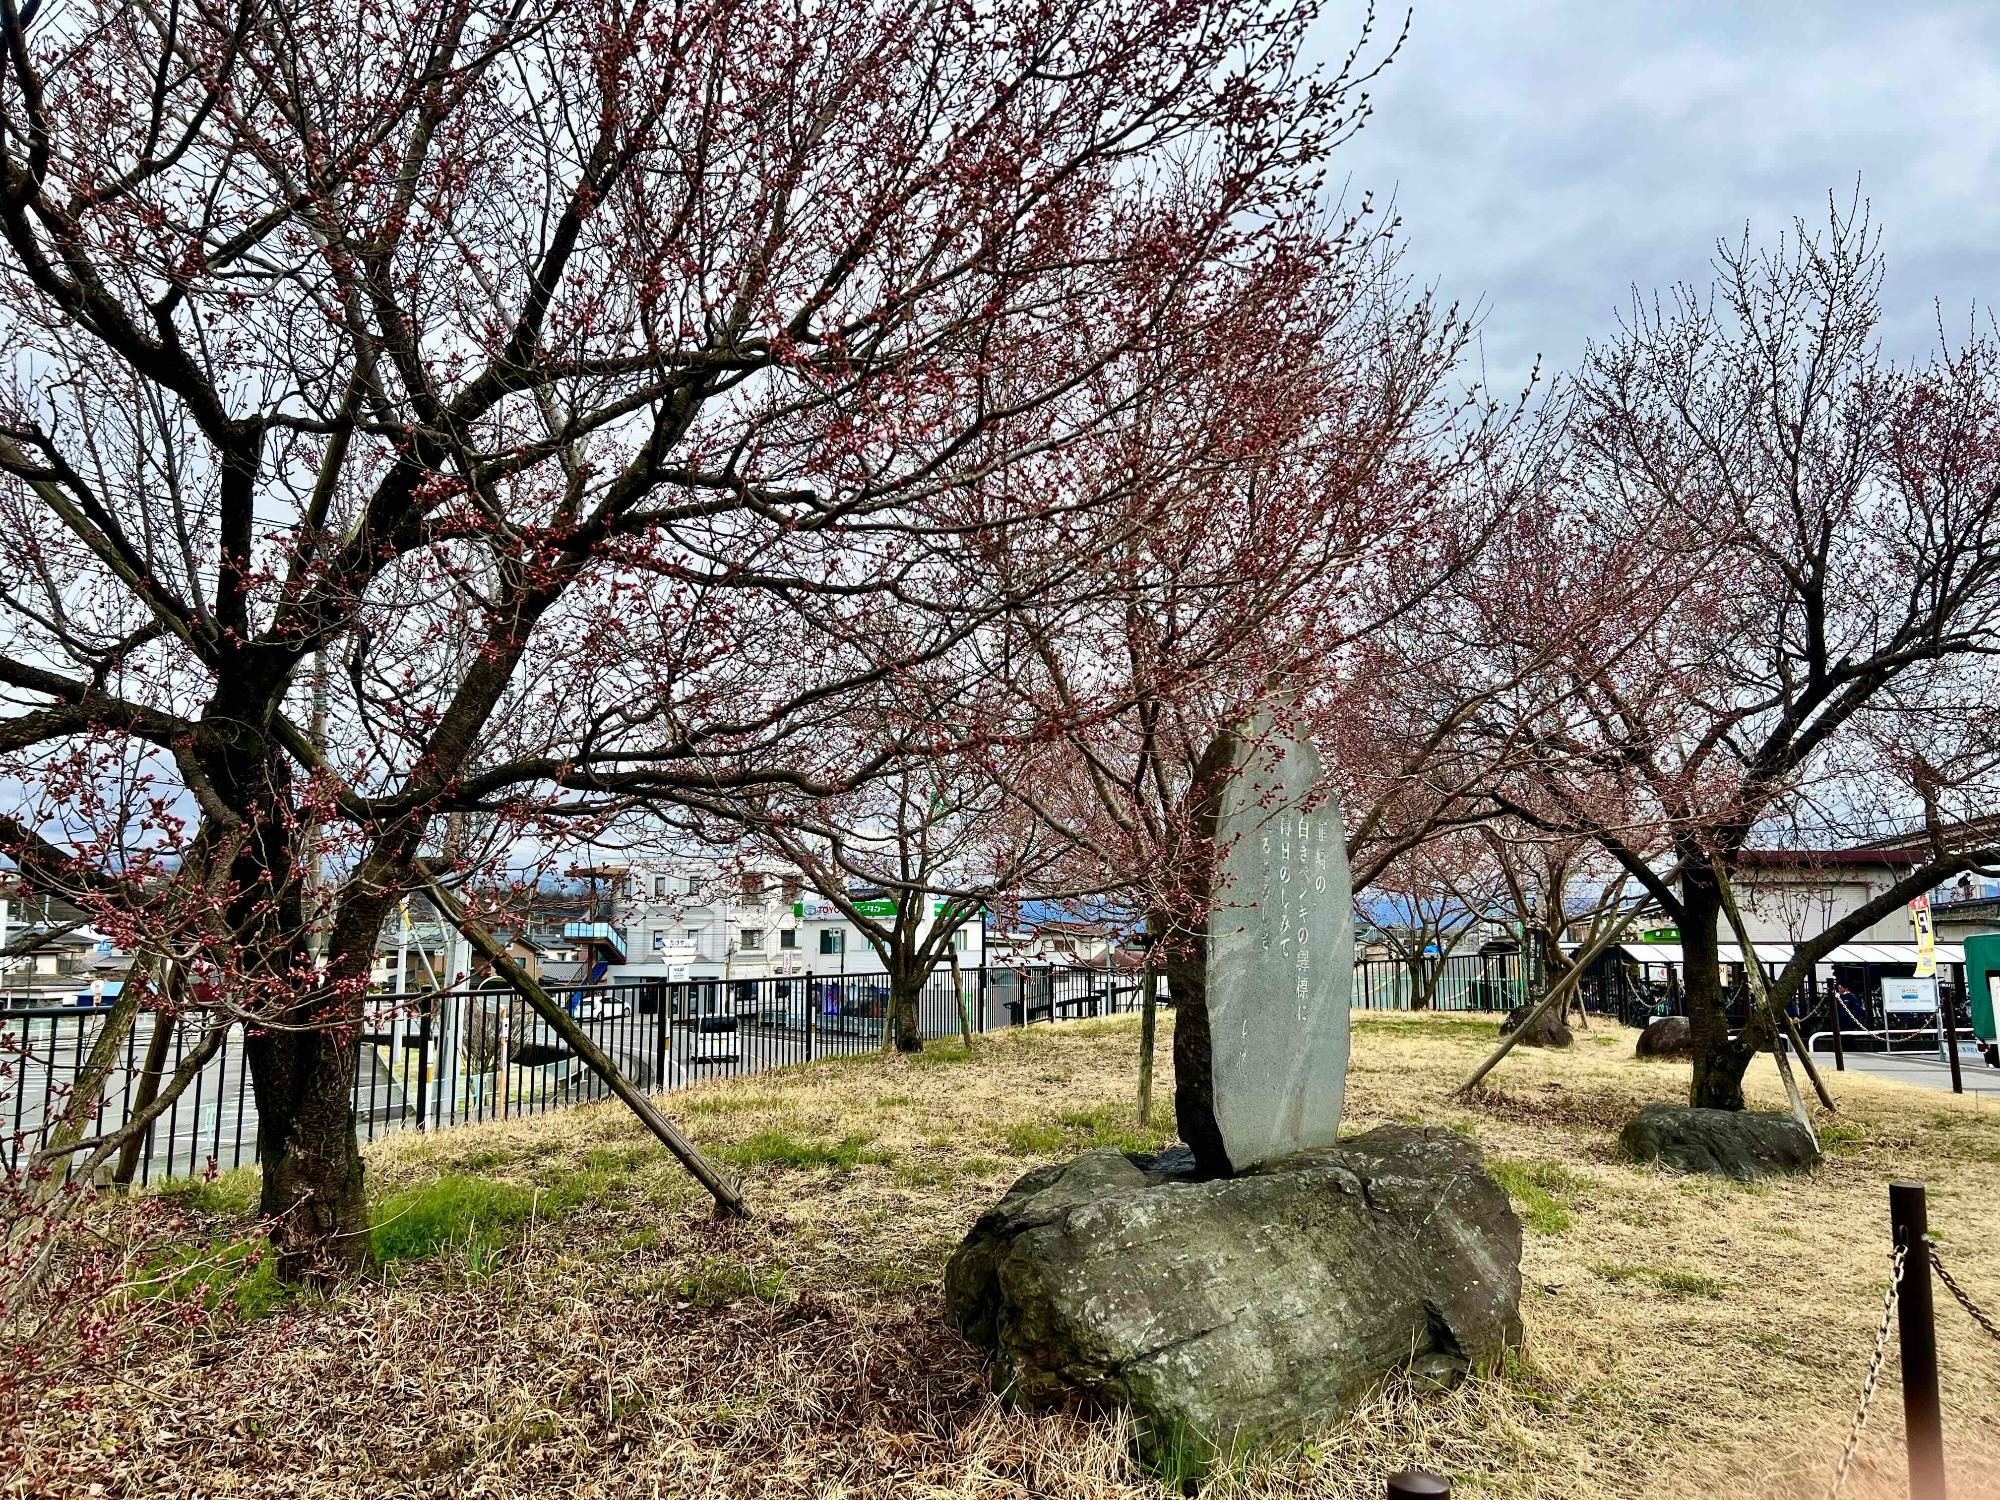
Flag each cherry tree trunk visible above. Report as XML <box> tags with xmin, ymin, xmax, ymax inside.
<box><xmin>245</xmin><ymin>1024</ymin><xmax>372</xmax><ymax>1282</ymax></box>
<box><xmin>1681</xmin><ymin>872</ymin><xmax>1754</xmax><ymax>1110</ymax></box>
<box><xmin>888</xmin><ymin>968</ymin><xmax>925</xmax><ymax>1054</ymax></box>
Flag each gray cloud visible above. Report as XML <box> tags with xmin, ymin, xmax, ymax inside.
<box><xmin>1314</xmin><ymin>1</ymin><xmax>2000</xmax><ymax>392</ymax></box>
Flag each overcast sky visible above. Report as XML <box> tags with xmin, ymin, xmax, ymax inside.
<box><xmin>1315</xmin><ymin>1</ymin><xmax>2000</xmax><ymax>395</ymax></box>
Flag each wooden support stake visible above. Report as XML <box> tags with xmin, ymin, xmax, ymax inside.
<box><xmin>422</xmin><ymin>875</ymin><xmax>746</xmax><ymax>1218</ymax></box>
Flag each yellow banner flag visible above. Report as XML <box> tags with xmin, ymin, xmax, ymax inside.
<box><xmin>1910</xmin><ymin>895</ymin><xmax>1937</xmax><ymax>978</ymax></box>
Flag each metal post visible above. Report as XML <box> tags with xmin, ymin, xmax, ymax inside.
<box><xmin>1829</xmin><ymin>978</ymin><xmax>1846</xmax><ymax>1072</ymax></box>
<box><xmin>1386</xmin><ymin>1472</ymin><xmax>1449</xmax><ymax>1498</ymax></box>
<box><xmin>413</xmin><ymin>995</ymin><xmax>432</xmax><ymax>1130</ymax></box>
<box><xmin>1890</xmin><ymin>1182</ymin><xmax>1947</xmax><ymax>1500</ymax></box>
<box><xmin>1942</xmin><ymin>984</ymin><xmax>1965</xmax><ymax>1095</ymax></box>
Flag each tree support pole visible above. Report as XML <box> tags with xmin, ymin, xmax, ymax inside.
<box><xmin>422</xmin><ymin>876</ymin><xmax>746</xmax><ymax>1218</ymax></box>
<box><xmin>1454</xmin><ymin>915</ymin><xmax>1637</xmax><ymax>1096</ymax></box>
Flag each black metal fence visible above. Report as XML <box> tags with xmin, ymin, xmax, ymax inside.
<box><xmin>2</xmin><ymin>964</ymin><xmax>1162</xmax><ymax>1186</ymax></box>
<box><xmin>1352</xmin><ymin>953</ymin><xmax>1532</xmax><ymax>1013</ymax></box>
<box><xmin>5</xmin><ymin>956</ymin><xmax>1531</xmax><ymax>1189</ymax></box>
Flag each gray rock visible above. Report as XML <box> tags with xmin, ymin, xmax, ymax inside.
<box><xmin>1172</xmin><ymin>705</ymin><xmax>1354</xmax><ymax>1176</ymax></box>
<box><xmin>1619</xmin><ymin>1102</ymin><xmax>1820</xmax><ymax>1180</ymax></box>
<box><xmin>1499</xmin><ymin>1003</ymin><xmax>1572</xmax><ymax>1048</ymax></box>
<box><xmin>1633</xmin><ymin>1015</ymin><xmax>1694</xmax><ymax>1059</ymax></box>
<box><xmin>944</xmin><ymin>1127</ymin><xmax>1523</xmax><ymax>1472</ymax></box>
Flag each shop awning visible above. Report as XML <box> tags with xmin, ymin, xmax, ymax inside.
<box><xmin>1609</xmin><ymin>941</ymin><xmax>1963</xmax><ymax>969</ymax></box>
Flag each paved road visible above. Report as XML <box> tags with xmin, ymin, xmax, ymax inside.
<box><xmin>1823</xmin><ymin>1048</ymin><xmax>2000</xmax><ymax>1100</ymax></box>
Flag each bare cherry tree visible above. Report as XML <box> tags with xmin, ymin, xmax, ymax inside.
<box><xmin>0</xmin><ymin>0</ymin><xmax>1396</xmax><ymax>1277</ymax></box>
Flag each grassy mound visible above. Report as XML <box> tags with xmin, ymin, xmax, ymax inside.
<box><xmin>16</xmin><ymin>1012</ymin><xmax>2000</xmax><ymax>1498</ymax></box>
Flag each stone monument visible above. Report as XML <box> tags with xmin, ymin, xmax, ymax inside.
<box><xmin>1172</xmin><ymin>704</ymin><xmax>1353</xmax><ymax>1175</ymax></box>
<box><xmin>944</xmin><ymin>704</ymin><xmax>1522</xmax><ymax>1473</ymax></box>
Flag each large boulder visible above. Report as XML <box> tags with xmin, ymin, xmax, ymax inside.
<box><xmin>1500</xmin><ymin>1003</ymin><xmax>1572</xmax><ymax>1048</ymax></box>
<box><xmin>1633</xmin><ymin>1015</ymin><xmax>1694</xmax><ymax>1059</ymax></box>
<box><xmin>1619</xmin><ymin>1102</ymin><xmax>1820</xmax><ymax>1181</ymax></box>
<box><xmin>944</xmin><ymin>1126</ymin><xmax>1523</xmax><ymax>1472</ymax></box>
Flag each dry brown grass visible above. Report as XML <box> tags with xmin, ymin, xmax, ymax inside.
<box><xmin>13</xmin><ymin>1012</ymin><xmax>2000</xmax><ymax>1498</ymax></box>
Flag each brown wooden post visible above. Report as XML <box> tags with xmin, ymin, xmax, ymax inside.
<box><xmin>1891</xmin><ymin>1182</ymin><xmax>1947</xmax><ymax>1500</ymax></box>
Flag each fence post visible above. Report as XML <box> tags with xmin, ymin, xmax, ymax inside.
<box><xmin>655</xmin><ymin>990</ymin><xmax>671</xmax><ymax>1089</ymax></box>
<box><xmin>1385</xmin><ymin>1472</ymin><xmax>1449</xmax><ymax>1498</ymax></box>
<box><xmin>1890</xmin><ymin>1181</ymin><xmax>1947</xmax><ymax>1500</ymax></box>
<box><xmin>1941</xmin><ymin>993</ymin><xmax>1965</xmax><ymax>1095</ymax></box>
<box><xmin>414</xmin><ymin>995</ymin><xmax>433</xmax><ymax>1130</ymax></box>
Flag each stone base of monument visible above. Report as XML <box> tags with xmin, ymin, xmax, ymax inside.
<box><xmin>1619</xmin><ymin>1102</ymin><xmax>1820</xmax><ymax>1180</ymax></box>
<box><xmin>944</xmin><ymin>1126</ymin><xmax>1523</xmax><ymax>1474</ymax></box>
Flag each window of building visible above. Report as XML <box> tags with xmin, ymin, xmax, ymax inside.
<box><xmin>739</xmin><ymin>928</ymin><xmax>763</xmax><ymax>952</ymax></box>
<box><xmin>953</xmin><ymin>927</ymin><xmax>969</xmax><ymax>951</ymax></box>
<box><xmin>686</xmin><ymin>876</ymin><xmax>704</xmax><ymax>897</ymax></box>
<box><xmin>740</xmin><ymin>873</ymin><xmax>766</xmax><ymax>900</ymax></box>
<box><xmin>819</xmin><ymin>929</ymin><xmax>844</xmax><ymax>955</ymax></box>
<box><xmin>780</xmin><ymin>929</ymin><xmax>797</xmax><ymax>949</ymax></box>
<box><xmin>653</xmin><ymin>876</ymin><xmax>667</xmax><ymax>898</ymax></box>
<box><xmin>651</xmin><ymin>930</ymin><xmax>665</xmax><ymax>952</ymax></box>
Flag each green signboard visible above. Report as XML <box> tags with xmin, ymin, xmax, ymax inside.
<box><xmin>1637</xmin><ymin>926</ymin><xmax>1680</xmax><ymax>944</ymax></box>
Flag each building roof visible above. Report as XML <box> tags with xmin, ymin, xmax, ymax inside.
<box><xmin>1737</xmin><ymin>847</ymin><xmax>1927</xmax><ymax>870</ymax></box>
<box><xmin>1612</xmin><ymin>940</ymin><xmax>1965</xmax><ymax>968</ymax></box>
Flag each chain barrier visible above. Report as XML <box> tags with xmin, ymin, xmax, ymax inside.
<box><xmin>1929</xmin><ymin>1242</ymin><xmax>2000</xmax><ymax>1347</ymax></box>
<box><xmin>1827</xmin><ymin>1242</ymin><xmax>1907</xmax><ymax>1500</ymax></box>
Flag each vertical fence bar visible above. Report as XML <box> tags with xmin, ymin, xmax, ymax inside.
<box><xmin>1890</xmin><ymin>1181</ymin><xmax>1947</xmax><ymax>1500</ymax></box>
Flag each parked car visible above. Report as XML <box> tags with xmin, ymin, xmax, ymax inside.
<box><xmin>570</xmin><ymin>991</ymin><xmax>629</xmax><ymax>1023</ymax></box>
<box><xmin>691</xmin><ymin>1014</ymin><xmax>740</xmax><ymax>1064</ymax></box>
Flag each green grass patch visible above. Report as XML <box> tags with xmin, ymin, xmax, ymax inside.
<box><xmin>863</xmin><ymin>1258</ymin><xmax>937</xmax><ymax>1294</ymax></box>
<box><xmin>720</xmin><ymin>1129</ymin><xmax>892</xmax><ymax>1173</ymax></box>
<box><xmin>370</xmin><ymin>1175</ymin><xmax>549</xmax><ymax>1268</ymax></box>
<box><xmin>672</xmin><ymin>1256</ymin><xmax>789</xmax><ymax>1307</ymax></box>
<box><xmin>907</xmin><ymin>1043</ymin><xmax>979</xmax><ymax>1067</ymax></box>
<box><xmin>1651</xmin><ymin>1266</ymin><xmax>1724</xmax><ymax>1298</ymax></box>
<box><xmin>1352</xmin><ymin>1013</ymin><xmax>1505</xmax><ymax>1042</ymax></box>
<box><xmin>874</xmin><ymin>1094</ymin><xmax>916</xmax><ymax>1108</ymax></box>
<box><xmin>894</xmin><ymin>1154</ymin><xmax>1001</xmax><ymax>1189</ymax></box>
<box><xmin>1588</xmin><ymin>1261</ymin><xmax>1725</xmax><ymax>1298</ymax></box>
<box><xmin>1489</xmin><ymin>1158</ymin><xmax>1586</xmax><ymax>1235</ymax></box>
<box><xmin>1003</xmin><ymin>1103</ymin><xmax>1173</xmax><ymax>1158</ymax></box>
<box><xmin>1816</xmin><ymin>1122</ymin><xmax>1867</xmax><ymax>1158</ymax></box>
<box><xmin>133</xmin><ymin>1237</ymin><xmax>287</xmax><ymax>1319</ymax></box>
<box><xmin>156</xmin><ymin>1166</ymin><xmax>261</xmax><ymax>1218</ymax></box>
<box><xmin>683</xmin><ymin>1092</ymin><xmax>786</xmax><ymax>1116</ymax></box>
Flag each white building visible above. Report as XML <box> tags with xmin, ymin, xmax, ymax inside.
<box><xmin>573</xmin><ymin>859</ymin><xmax>984</xmax><ymax>986</ymax></box>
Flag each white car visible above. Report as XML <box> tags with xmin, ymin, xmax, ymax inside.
<box><xmin>691</xmin><ymin>1015</ymin><xmax>741</xmax><ymax>1064</ymax></box>
<box><xmin>570</xmin><ymin>993</ymin><xmax>629</xmax><ymax>1023</ymax></box>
